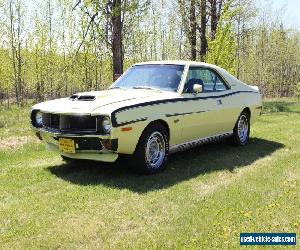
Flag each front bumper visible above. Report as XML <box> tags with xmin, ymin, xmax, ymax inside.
<box><xmin>35</xmin><ymin>128</ymin><xmax>118</xmax><ymax>163</ymax></box>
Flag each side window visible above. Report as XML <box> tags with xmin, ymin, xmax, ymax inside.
<box><xmin>184</xmin><ymin>67</ymin><xmax>228</xmax><ymax>93</ymax></box>
<box><xmin>214</xmin><ymin>74</ymin><xmax>227</xmax><ymax>91</ymax></box>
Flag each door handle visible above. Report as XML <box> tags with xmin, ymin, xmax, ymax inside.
<box><xmin>216</xmin><ymin>99</ymin><xmax>222</xmax><ymax>105</ymax></box>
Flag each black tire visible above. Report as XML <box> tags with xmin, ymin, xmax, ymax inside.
<box><xmin>131</xmin><ymin>123</ymin><xmax>169</xmax><ymax>174</ymax></box>
<box><xmin>232</xmin><ymin>111</ymin><xmax>250</xmax><ymax>146</ymax></box>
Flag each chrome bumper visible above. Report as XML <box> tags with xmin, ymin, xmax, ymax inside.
<box><xmin>34</xmin><ymin>128</ymin><xmax>118</xmax><ymax>163</ymax></box>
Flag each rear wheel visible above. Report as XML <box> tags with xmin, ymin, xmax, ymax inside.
<box><xmin>232</xmin><ymin>111</ymin><xmax>250</xmax><ymax>146</ymax></box>
<box><xmin>131</xmin><ymin>123</ymin><xmax>169</xmax><ymax>174</ymax></box>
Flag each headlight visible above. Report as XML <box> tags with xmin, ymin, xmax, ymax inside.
<box><xmin>35</xmin><ymin>111</ymin><xmax>43</xmax><ymax>127</ymax></box>
<box><xmin>102</xmin><ymin>116</ymin><xmax>111</xmax><ymax>133</ymax></box>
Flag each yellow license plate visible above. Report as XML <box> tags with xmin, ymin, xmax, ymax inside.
<box><xmin>59</xmin><ymin>138</ymin><xmax>75</xmax><ymax>153</ymax></box>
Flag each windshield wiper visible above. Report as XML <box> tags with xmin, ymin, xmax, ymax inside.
<box><xmin>132</xmin><ymin>86</ymin><xmax>161</xmax><ymax>91</ymax></box>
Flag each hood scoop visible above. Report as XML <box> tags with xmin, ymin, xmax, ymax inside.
<box><xmin>69</xmin><ymin>95</ymin><xmax>96</xmax><ymax>101</ymax></box>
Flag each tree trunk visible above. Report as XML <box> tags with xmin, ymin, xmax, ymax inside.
<box><xmin>200</xmin><ymin>0</ymin><xmax>207</xmax><ymax>61</ymax></box>
<box><xmin>16</xmin><ymin>0</ymin><xmax>23</xmax><ymax>106</ymax></box>
<box><xmin>179</xmin><ymin>21</ymin><xmax>183</xmax><ymax>59</ymax></box>
<box><xmin>95</xmin><ymin>60</ymin><xmax>98</xmax><ymax>90</ymax></box>
<box><xmin>189</xmin><ymin>0</ymin><xmax>196</xmax><ymax>60</ymax></box>
<box><xmin>17</xmin><ymin>33</ymin><xmax>22</xmax><ymax>106</ymax></box>
<box><xmin>6</xmin><ymin>89</ymin><xmax>10</xmax><ymax>109</ymax></box>
<box><xmin>111</xmin><ymin>0</ymin><xmax>123</xmax><ymax>81</ymax></box>
<box><xmin>48</xmin><ymin>0</ymin><xmax>53</xmax><ymax>99</ymax></box>
<box><xmin>9</xmin><ymin>1</ymin><xmax>19</xmax><ymax>106</ymax></box>
<box><xmin>236</xmin><ymin>0</ymin><xmax>241</xmax><ymax>78</ymax></box>
<box><xmin>210</xmin><ymin>0</ymin><xmax>217</xmax><ymax>40</ymax></box>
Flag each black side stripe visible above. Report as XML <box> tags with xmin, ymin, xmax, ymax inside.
<box><xmin>111</xmin><ymin>90</ymin><xmax>258</xmax><ymax>127</ymax></box>
<box><xmin>116</xmin><ymin>110</ymin><xmax>207</xmax><ymax>126</ymax></box>
<box><xmin>116</xmin><ymin>117</ymin><xmax>148</xmax><ymax>127</ymax></box>
<box><xmin>165</xmin><ymin>110</ymin><xmax>208</xmax><ymax>117</ymax></box>
<box><xmin>169</xmin><ymin>132</ymin><xmax>233</xmax><ymax>154</ymax></box>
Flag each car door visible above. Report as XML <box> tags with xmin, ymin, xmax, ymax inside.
<box><xmin>211</xmin><ymin>70</ymin><xmax>239</xmax><ymax>133</ymax></box>
<box><xmin>180</xmin><ymin>66</ymin><xmax>230</xmax><ymax>142</ymax></box>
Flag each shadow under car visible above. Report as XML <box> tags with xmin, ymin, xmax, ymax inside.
<box><xmin>47</xmin><ymin>137</ymin><xmax>284</xmax><ymax>193</ymax></box>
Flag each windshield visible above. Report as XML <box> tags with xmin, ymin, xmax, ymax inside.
<box><xmin>111</xmin><ymin>64</ymin><xmax>184</xmax><ymax>92</ymax></box>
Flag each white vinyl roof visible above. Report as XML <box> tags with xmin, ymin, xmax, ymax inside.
<box><xmin>134</xmin><ymin>60</ymin><xmax>221</xmax><ymax>70</ymax></box>
<box><xmin>133</xmin><ymin>60</ymin><xmax>251</xmax><ymax>89</ymax></box>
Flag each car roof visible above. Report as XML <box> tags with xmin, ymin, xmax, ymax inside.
<box><xmin>133</xmin><ymin>60</ymin><xmax>221</xmax><ymax>70</ymax></box>
<box><xmin>132</xmin><ymin>60</ymin><xmax>251</xmax><ymax>89</ymax></box>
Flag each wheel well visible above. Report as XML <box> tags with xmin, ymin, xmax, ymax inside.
<box><xmin>133</xmin><ymin>119</ymin><xmax>170</xmax><ymax>154</ymax></box>
<box><xmin>243</xmin><ymin>107</ymin><xmax>251</xmax><ymax>118</ymax></box>
<box><xmin>145</xmin><ymin>119</ymin><xmax>170</xmax><ymax>139</ymax></box>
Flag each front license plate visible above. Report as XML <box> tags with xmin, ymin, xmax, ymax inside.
<box><xmin>59</xmin><ymin>138</ymin><xmax>75</xmax><ymax>153</ymax></box>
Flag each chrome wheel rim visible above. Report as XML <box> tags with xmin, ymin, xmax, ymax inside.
<box><xmin>145</xmin><ymin>131</ymin><xmax>166</xmax><ymax>169</ymax></box>
<box><xmin>238</xmin><ymin>114</ymin><xmax>249</xmax><ymax>143</ymax></box>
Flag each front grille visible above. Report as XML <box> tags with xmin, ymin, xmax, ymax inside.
<box><xmin>42</xmin><ymin>113</ymin><xmax>98</xmax><ymax>133</ymax></box>
<box><xmin>68</xmin><ymin>115</ymin><xmax>96</xmax><ymax>130</ymax></box>
<box><xmin>42</xmin><ymin>113</ymin><xmax>60</xmax><ymax>129</ymax></box>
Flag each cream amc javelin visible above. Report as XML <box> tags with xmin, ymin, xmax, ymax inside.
<box><xmin>31</xmin><ymin>61</ymin><xmax>262</xmax><ymax>174</ymax></box>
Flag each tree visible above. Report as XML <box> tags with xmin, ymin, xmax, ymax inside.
<box><xmin>8</xmin><ymin>0</ymin><xmax>24</xmax><ymax>106</ymax></box>
<box><xmin>178</xmin><ymin>0</ymin><xmax>197</xmax><ymax>60</ymax></box>
<box><xmin>199</xmin><ymin>0</ymin><xmax>207</xmax><ymax>61</ymax></box>
<box><xmin>208</xmin><ymin>0</ymin><xmax>224</xmax><ymax>41</ymax></box>
<box><xmin>109</xmin><ymin>0</ymin><xmax>123</xmax><ymax>80</ymax></box>
<box><xmin>1</xmin><ymin>0</ymin><xmax>300</xmax><ymax>105</ymax></box>
<box><xmin>206</xmin><ymin>1</ymin><xmax>237</xmax><ymax>74</ymax></box>
<box><xmin>74</xmin><ymin>0</ymin><xmax>148</xmax><ymax>81</ymax></box>
<box><xmin>296</xmin><ymin>83</ymin><xmax>300</xmax><ymax>101</ymax></box>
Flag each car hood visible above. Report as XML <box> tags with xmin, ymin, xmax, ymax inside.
<box><xmin>32</xmin><ymin>89</ymin><xmax>178</xmax><ymax>115</ymax></box>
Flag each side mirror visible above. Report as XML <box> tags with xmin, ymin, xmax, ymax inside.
<box><xmin>193</xmin><ymin>84</ymin><xmax>203</xmax><ymax>93</ymax></box>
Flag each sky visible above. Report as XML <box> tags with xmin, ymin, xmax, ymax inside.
<box><xmin>266</xmin><ymin>0</ymin><xmax>300</xmax><ymax>30</ymax></box>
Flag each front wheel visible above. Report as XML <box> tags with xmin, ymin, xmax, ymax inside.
<box><xmin>131</xmin><ymin>123</ymin><xmax>169</xmax><ymax>174</ymax></box>
<box><xmin>232</xmin><ymin>111</ymin><xmax>250</xmax><ymax>146</ymax></box>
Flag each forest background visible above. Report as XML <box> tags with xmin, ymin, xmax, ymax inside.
<box><xmin>1</xmin><ymin>0</ymin><xmax>300</xmax><ymax>107</ymax></box>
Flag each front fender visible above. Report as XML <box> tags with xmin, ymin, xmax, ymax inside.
<box><xmin>110</xmin><ymin>99</ymin><xmax>184</xmax><ymax>154</ymax></box>
<box><xmin>114</xmin><ymin>114</ymin><xmax>181</xmax><ymax>155</ymax></box>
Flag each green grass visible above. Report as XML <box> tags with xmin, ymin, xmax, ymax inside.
<box><xmin>0</xmin><ymin>99</ymin><xmax>299</xmax><ymax>249</ymax></box>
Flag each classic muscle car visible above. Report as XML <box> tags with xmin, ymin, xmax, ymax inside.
<box><xmin>30</xmin><ymin>61</ymin><xmax>262</xmax><ymax>174</ymax></box>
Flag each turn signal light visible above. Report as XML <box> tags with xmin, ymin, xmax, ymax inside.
<box><xmin>121</xmin><ymin>127</ymin><xmax>132</xmax><ymax>132</ymax></box>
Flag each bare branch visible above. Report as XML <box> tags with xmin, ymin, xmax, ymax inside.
<box><xmin>75</xmin><ymin>12</ymin><xmax>98</xmax><ymax>56</ymax></box>
<box><xmin>72</xmin><ymin>0</ymin><xmax>81</xmax><ymax>11</ymax></box>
